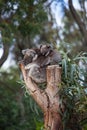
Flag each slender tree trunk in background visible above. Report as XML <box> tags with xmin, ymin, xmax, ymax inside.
<box><xmin>0</xmin><ymin>43</ymin><xmax>9</xmax><ymax>67</ymax></box>
<box><xmin>19</xmin><ymin>63</ymin><xmax>63</xmax><ymax>130</ymax></box>
<box><xmin>68</xmin><ymin>0</ymin><xmax>87</xmax><ymax>47</ymax></box>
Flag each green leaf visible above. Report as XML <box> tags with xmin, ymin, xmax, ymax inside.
<box><xmin>62</xmin><ymin>58</ymin><xmax>67</xmax><ymax>78</ymax></box>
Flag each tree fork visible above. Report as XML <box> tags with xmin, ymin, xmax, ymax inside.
<box><xmin>19</xmin><ymin>63</ymin><xmax>63</xmax><ymax>130</ymax></box>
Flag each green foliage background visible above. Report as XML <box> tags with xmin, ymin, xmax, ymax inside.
<box><xmin>0</xmin><ymin>0</ymin><xmax>87</xmax><ymax>130</ymax></box>
<box><xmin>0</xmin><ymin>68</ymin><xmax>43</xmax><ymax>130</ymax></box>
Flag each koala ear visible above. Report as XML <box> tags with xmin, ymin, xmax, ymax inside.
<box><xmin>40</xmin><ymin>44</ymin><xmax>42</xmax><ymax>49</ymax></box>
<box><xmin>22</xmin><ymin>49</ymin><xmax>26</xmax><ymax>55</ymax></box>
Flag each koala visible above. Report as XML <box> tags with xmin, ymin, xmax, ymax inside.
<box><xmin>40</xmin><ymin>44</ymin><xmax>52</xmax><ymax>56</ymax></box>
<box><xmin>25</xmin><ymin>54</ymin><xmax>51</xmax><ymax>68</ymax></box>
<box><xmin>22</xmin><ymin>45</ymin><xmax>62</xmax><ymax>84</ymax></box>
<box><xmin>22</xmin><ymin>48</ymin><xmax>47</xmax><ymax>83</ymax></box>
<box><xmin>24</xmin><ymin>54</ymin><xmax>50</xmax><ymax>83</ymax></box>
<box><xmin>22</xmin><ymin>48</ymin><xmax>39</xmax><ymax>65</ymax></box>
<box><xmin>40</xmin><ymin>44</ymin><xmax>62</xmax><ymax>65</ymax></box>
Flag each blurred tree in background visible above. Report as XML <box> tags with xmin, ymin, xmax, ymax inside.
<box><xmin>0</xmin><ymin>0</ymin><xmax>87</xmax><ymax>129</ymax></box>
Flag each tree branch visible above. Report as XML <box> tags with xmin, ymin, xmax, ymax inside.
<box><xmin>19</xmin><ymin>62</ymin><xmax>48</xmax><ymax>111</ymax></box>
<box><xmin>45</xmin><ymin>65</ymin><xmax>63</xmax><ymax>130</ymax></box>
<box><xmin>0</xmin><ymin>43</ymin><xmax>9</xmax><ymax>67</ymax></box>
<box><xmin>68</xmin><ymin>0</ymin><xmax>87</xmax><ymax>45</ymax></box>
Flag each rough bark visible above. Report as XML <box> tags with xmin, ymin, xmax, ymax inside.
<box><xmin>19</xmin><ymin>63</ymin><xmax>63</xmax><ymax>130</ymax></box>
<box><xmin>44</xmin><ymin>65</ymin><xmax>63</xmax><ymax>130</ymax></box>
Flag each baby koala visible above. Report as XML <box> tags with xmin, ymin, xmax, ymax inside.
<box><xmin>40</xmin><ymin>44</ymin><xmax>62</xmax><ymax>65</ymax></box>
<box><xmin>40</xmin><ymin>44</ymin><xmax>52</xmax><ymax>56</ymax></box>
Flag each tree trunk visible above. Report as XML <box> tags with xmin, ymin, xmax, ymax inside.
<box><xmin>43</xmin><ymin>65</ymin><xmax>63</xmax><ymax>130</ymax></box>
<box><xmin>44</xmin><ymin>111</ymin><xmax>62</xmax><ymax>130</ymax></box>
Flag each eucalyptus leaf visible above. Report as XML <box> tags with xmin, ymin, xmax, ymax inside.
<box><xmin>62</xmin><ymin>58</ymin><xmax>67</xmax><ymax>78</ymax></box>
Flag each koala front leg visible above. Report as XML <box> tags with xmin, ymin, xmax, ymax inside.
<box><xmin>25</xmin><ymin>63</ymin><xmax>39</xmax><ymax>70</ymax></box>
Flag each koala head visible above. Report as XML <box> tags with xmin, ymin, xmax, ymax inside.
<box><xmin>40</xmin><ymin>45</ymin><xmax>52</xmax><ymax>56</ymax></box>
<box><xmin>22</xmin><ymin>49</ymin><xmax>38</xmax><ymax>61</ymax></box>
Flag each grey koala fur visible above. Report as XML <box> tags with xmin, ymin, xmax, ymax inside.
<box><xmin>40</xmin><ymin>44</ymin><xmax>52</xmax><ymax>56</ymax></box>
<box><xmin>24</xmin><ymin>54</ymin><xmax>50</xmax><ymax>83</ymax></box>
<box><xmin>25</xmin><ymin>63</ymin><xmax>46</xmax><ymax>83</ymax></box>
<box><xmin>22</xmin><ymin>45</ymin><xmax>62</xmax><ymax>83</ymax></box>
<box><xmin>40</xmin><ymin>44</ymin><xmax>62</xmax><ymax>65</ymax></box>
<box><xmin>22</xmin><ymin>48</ymin><xmax>47</xmax><ymax>83</ymax></box>
<box><xmin>22</xmin><ymin>49</ymin><xmax>37</xmax><ymax>65</ymax></box>
<box><xmin>22</xmin><ymin>48</ymin><xmax>41</xmax><ymax>65</ymax></box>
